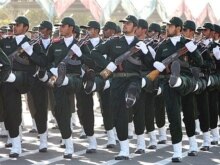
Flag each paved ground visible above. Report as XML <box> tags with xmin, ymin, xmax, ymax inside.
<box><xmin>0</xmin><ymin>94</ymin><xmax>219</xmax><ymax>165</ymax></box>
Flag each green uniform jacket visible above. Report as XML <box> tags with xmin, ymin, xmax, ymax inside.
<box><xmin>47</xmin><ymin>38</ymin><xmax>90</xmax><ymax>75</ymax></box>
<box><xmin>0</xmin><ymin>36</ymin><xmax>47</xmax><ymax>73</ymax></box>
<box><xmin>0</xmin><ymin>48</ymin><xmax>11</xmax><ymax>82</ymax></box>
<box><xmin>155</xmin><ymin>36</ymin><xmax>203</xmax><ymax>75</ymax></box>
<box><xmin>91</xmin><ymin>35</ymin><xmax>154</xmax><ymax>74</ymax></box>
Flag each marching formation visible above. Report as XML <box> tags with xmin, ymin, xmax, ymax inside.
<box><xmin>0</xmin><ymin>14</ymin><xmax>219</xmax><ymax>163</ymax></box>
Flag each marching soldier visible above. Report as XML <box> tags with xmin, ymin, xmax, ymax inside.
<box><xmin>0</xmin><ymin>16</ymin><xmax>47</xmax><ymax>158</ymax></box>
<box><xmin>90</xmin><ymin>15</ymin><xmax>154</xmax><ymax>160</ymax></box>
<box><xmin>153</xmin><ymin>17</ymin><xmax>202</xmax><ymax>162</ymax></box>
<box><xmin>45</xmin><ymin>17</ymin><xmax>89</xmax><ymax>158</ymax></box>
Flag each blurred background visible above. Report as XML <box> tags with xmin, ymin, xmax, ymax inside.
<box><xmin>0</xmin><ymin>0</ymin><xmax>219</xmax><ymax>28</ymax></box>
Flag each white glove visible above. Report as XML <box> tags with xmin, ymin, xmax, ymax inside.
<box><xmin>185</xmin><ymin>41</ymin><xmax>197</xmax><ymax>52</ymax></box>
<box><xmin>106</xmin><ymin>62</ymin><xmax>117</xmax><ymax>72</ymax></box>
<box><xmin>0</xmin><ymin>63</ymin><xmax>3</xmax><ymax>67</ymax></box>
<box><xmin>135</xmin><ymin>41</ymin><xmax>148</xmax><ymax>54</ymax></box>
<box><xmin>213</xmin><ymin>46</ymin><xmax>220</xmax><ymax>60</ymax></box>
<box><xmin>50</xmin><ymin>67</ymin><xmax>58</xmax><ymax>77</ymax></box>
<box><xmin>153</xmin><ymin>61</ymin><xmax>166</xmax><ymax>72</ymax></box>
<box><xmin>21</xmin><ymin>42</ymin><xmax>33</xmax><ymax>56</ymax></box>
<box><xmin>71</xmin><ymin>44</ymin><xmax>82</xmax><ymax>57</ymax></box>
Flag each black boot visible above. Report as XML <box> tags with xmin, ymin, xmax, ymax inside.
<box><xmin>55</xmin><ymin>62</ymin><xmax>66</xmax><ymax>87</ymax></box>
<box><xmin>84</xmin><ymin>68</ymin><xmax>96</xmax><ymax>94</ymax></box>
<box><xmin>125</xmin><ymin>82</ymin><xmax>141</xmax><ymax>108</ymax></box>
<box><xmin>169</xmin><ymin>61</ymin><xmax>180</xmax><ymax>87</ymax></box>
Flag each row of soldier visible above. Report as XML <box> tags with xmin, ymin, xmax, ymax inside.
<box><xmin>0</xmin><ymin>14</ymin><xmax>219</xmax><ymax>163</ymax></box>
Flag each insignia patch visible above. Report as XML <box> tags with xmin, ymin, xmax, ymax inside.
<box><xmin>55</xmin><ymin>49</ymin><xmax>62</xmax><ymax>52</ymax></box>
<box><xmin>5</xmin><ymin>45</ymin><xmax>11</xmax><ymax>48</ymax></box>
<box><xmin>116</xmin><ymin>46</ymin><xmax>122</xmax><ymax>48</ymax></box>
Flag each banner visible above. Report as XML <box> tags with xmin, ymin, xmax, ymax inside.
<box><xmin>157</xmin><ymin>0</ymin><xmax>184</xmax><ymax>21</ymax></box>
<box><xmin>35</xmin><ymin>0</ymin><xmax>55</xmax><ymax>21</ymax></box>
<box><xmin>54</xmin><ymin>0</ymin><xmax>76</xmax><ymax>18</ymax></box>
<box><xmin>121</xmin><ymin>0</ymin><xmax>156</xmax><ymax>19</ymax></box>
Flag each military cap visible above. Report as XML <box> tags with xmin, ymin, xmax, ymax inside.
<box><xmin>13</xmin><ymin>16</ymin><xmax>29</xmax><ymax>26</ymax></box>
<box><xmin>137</xmin><ymin>19</ymin><xmax>148</xmax><ymax>29</ymax></box>
<box><xmin>202</xmin><ymin>23</ymin><xmax>214</xmax><ymax>31</ymax></box>
<box><xmin>102</xmin><ymin>21</ymin><xmax>117</xmax><ymax>31</ymax></box>
<box><xmin>39</xmin><ymin>21</ymin><xmax>53</xmax><ymax>30</ymax></box>
<box><xmin>149</xmin><ymin>23</ymin><xmax>161</xmax><ymax>33</ymax></box>
<box><xmin>80</xmin><ymin>21</ymin><xmax>100</xmax><ymax>30</ymax></box>
<box><xmin>116</xmin><ymin>25</ymin><xmax>121</xmax><ymax>33</ymax></box>
<box><xmin>55</xmin><ymin>17</ymin><xmax>75</xmax><ymax>27</ymax></box>
<box><xmin>163</xmin><ymin>17</ymin><xmax>183</xmax><ymax>27</ymax></box>
<box><xmin>0</xmin><ymin>26</ymin><xmax>11</xmax><ymax>33</ymax></box>
<box><xmin>214</xmin><ymin>24</ymin><xmax>220</xmax><ymax>33</ymax></box>
<box><xmin>160</xmin><ymin>25</ymin><xmax>166</xmax><ymax>33</ymax></box>
<box><xmin>28</xmin><ymin>26</ymin><xmax>39</xmax><ymax>33</ymax></box>
<box><xmin>183</xmin><ymin>20</ymin><xmax>196</xmax><ymax>31</ymax></box>
<box><xmin>119</xmin><ymin>15</ymin><xmax>138</xmax><ymax>26</ymax></box>
<box><xmin>80</xmin><ymin>29</ymin><xmax>87</xmax><ymax>35</ymax></box>
<box><xmin>74</xmin><ymin>25</ymin><xmax>80</xmax><ymax>34</ymax></box>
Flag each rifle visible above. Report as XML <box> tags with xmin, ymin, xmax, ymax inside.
<box><xmin>146</xmin><ymin>37</ymin><xmax>205</xmax><ymax>81</ymax></box>
<box><xmin>114</xmin><ymin>34</ymin><xmax>158</xmax><ymax>65</ymax></box>
<box><xmin>8</xmin><ymin>34</ymin><xmax>42</xmax><ymax>65</ymax></box>
<box><xmin>62</xmin><ymin>32</ymin><xmax>90</xmax><ymax>65</ymax></box>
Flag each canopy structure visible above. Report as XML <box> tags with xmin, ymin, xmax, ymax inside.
<box><xmin>2</xmin><ymin>0</ymin><xmax>220</xmax><ymax>25</ymax></box>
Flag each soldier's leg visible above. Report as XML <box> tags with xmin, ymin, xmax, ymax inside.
<box><xmin>0</xmin><ymin>88</ymin><xmax>7</xmax><ymax>138</ymax></box>
<box><xmin>182</xmin><ymin>93</ymin><xmax>198</xmax><ymax>156</ymax></box>
<box><xmin>208</xmin><ymin>90</ymin><xmax>219</xmax><ymax>145</ymax></box>
<box><xmin>99</xmin><ymin>88</ymin><xmax>116</xmax><ymax>148</ymax></box>
<box><xmin>163</xmin><ymin>83</ymin><xmax>182</xmax><ymax>162</ymax></box>
<box><xmin>195</xmin><ymin>90</ymin><xmax>210</xmax><ymax>151</ymax></box>
<box><xmin>144</xmin><ymin>91</ymin><xmax>157</xmax><ymax>149</ymax></box>
<box><xmin>76</xmin><ymin>87</ymin><xmax>96</xmax><ymax>153</ymax></box>
<box><xmin>132</xmin><ymin>90</ymin><xmax>146</xmax><ymax>154</ymax></box>
<box><xmin>155</xmin><ymin>94</ymin><xmax>167</xmax><ymax>144</ymax></box>
<box><xmin>2</xmin><ymin>83</ymin><xmax>22</xmax><ymax>157</ymax></box>
<box><xmin>30</xmin><ymin>80</ymin><xmax>48</xmax><ymax>152</ymax></box>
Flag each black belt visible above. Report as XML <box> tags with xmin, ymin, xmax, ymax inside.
<box><xmin>113</xmin><ymin>72</ymin><xmax>140</xmax><ymax>78</ymax></box>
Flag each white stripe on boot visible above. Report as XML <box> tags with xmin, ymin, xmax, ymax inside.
<box><xmin>202</xmin><ymin>131</ymin><xmax>211</xmax><ymax>147</ymax></box>
<box><xmin>195</xmin><ymin>119</ymin><xmax>201</xmax><ymax>134</ymax></box>
<box><xmin>107</xmin><ymin>129</ymin><xmax>116</xmax><ymax>145</ymax></box>
<box><xmin>64</xmin><ymin>137</ymin><xmax>74</xmax><ymax>155</ymax></box>
<box><xmin>10</xmin><ymin>135</ymin><xmax>22</xmax><ymax>155</ymax></box>
<box><xmin>211</xmin><ymin>127</ymin><xmax>219</xmax><ymax>142</ymax></box>
<box><xmin>136</xmin><ymin>134</ymin><xmax>146</xmax><ymax>150</ymax></box>
<box><xmin>39</xmin><ymin>131</ymin><xmax>48</xmax><ymax>150</ymax></box>
<box><xmin>189</xmin><ymin>135</ymin><xmax>198</xmax><ymax>152</ymax></box>
<box><xmin>172</xmin><ymin>142</ymin><xmax>182</xmax><ymax>159</ymax></box>
<box><xmin>87</xmin><ymin>135</ymin><xmax>97</xmax><ymax>150</ymax></box>
<box><xmin>118</xmin><ymin>139</ymin><xmax>129</xmax><ymax>157</ymax></box>
<box><xmin>158</xmin><ymin>126</ymin><xmax>167</xmax><ymax>141</ymax></box>
<box><xmin>149</xmin><ymin>131</ymin><xmax>157</xmax><ymax>146</ymax></box>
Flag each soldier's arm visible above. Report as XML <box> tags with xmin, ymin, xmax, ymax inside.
<box><xmin>0</xmin><ymin>48</ymin><xmax>11</xmax><ymax>82</ymax></box>
<box><xmin>141</xmin><ymin>46</ymin><xmax>155</xmax><ymax>69</ymax></box>
<box><xmin>46</xmin><ymin>44</ymin><xmax>55</xmax><ymax>69</ymax></box>
<box><xmin>29</xmin><ymin>44</ymin><xmax>47</xmax><ymax>67</ymax></box>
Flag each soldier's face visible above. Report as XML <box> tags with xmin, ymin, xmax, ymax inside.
<box><xmin>59</xmin><ymin>24</ymin><xmax>73</xmax><ymax>37</ymax></box>
<box><xmin>214</xmin><ymin>32</ymin><xmax>220</xmax><ymax>40</ymax></box>
<box><xmin>167</xmin><ymin>24</ymin><xmax>179</xmax><ymax>37</ymax></box>
<box><xmin>103</xmin><ymin>29</ymin><xmax>112</xmax><ymax>38</ymax></box>
<box><xmin>202</xmin><ymin>29</ymin><xmax>211</xmax><ymax>38</ymax></box>
<box><xmin>39</xmin><ymin>28</ymin><xmax>51</xmax><ymax>39</ymax></box>
<box><xmin>135</xmin><ymin>27</ymin><xmax>146</xmax><ymax>38</ymax></box>
<box><xmin>122</xmin><ymin>22</ymin><xmax>136</xmax><ymax>34</ymax></box>
<box><xmin>13</xmin><ymin>23</ymin><xmax>28</xmax><ymax>35</ymax></box>
<box><xmin>182</xmin><ymin>28</ymin><xmax>190</xmax><ymax>38</ymax></box>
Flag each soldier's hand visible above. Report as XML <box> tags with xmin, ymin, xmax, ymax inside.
<box><xmin>100</xmin><ymin>62</ymin><xmax>117</xmax><ymax>79</ymax></box>
<box><xmin>153</xmin><ymin>61</ymin><xmax>166</xmax><ymax>72</ymax></box>
<box><xmin>213</xmin><ymin>45</ymin><xmax>220</xmax><ymax>60</ymax></box>
<box><xmin>71</xmin><ymin>44</ymin><xmax>82</xmax><ymax>57</ymax></box>
<box><xmin>100</xmin><ymin>68</ymin><xmax>112</xmax><ymax>79</ymax></box>
<box><xmin>21</xmin><ymin>42</ymin><xmax>33</xmax><ymax>56</ymax></box>
<box><xmin>185</xmin><ymin>41</ymin><xmax>197</xmax><ymax>52</ymax></box>
<box><xmin>135</xmin><ymin>41</ymin><xmax>148</xmax><ymax>54</ymax></box>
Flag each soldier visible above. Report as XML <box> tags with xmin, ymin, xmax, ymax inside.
<box><xmin>45</xmin><ymin>17</ymin><xmax>88</xmax><ymax>158</ymax></box>
<box><xmin>76</xmin><ymin>20</ymin><xmax>102</xmax><ymax>153</ymax></box>
<box><xmin>154</xmin><ymin>17</ymin><xmax>202</xmax><ymax>162</ymax></box>
<box><xmin>0</xmin><ymin>16</ymin><xmax>47</xmax><ymax>158</ymax></box>
<box><xmin>90</xmin><ymin>15</ymin><xmax>154</xmax><ymax>160</ymax></box>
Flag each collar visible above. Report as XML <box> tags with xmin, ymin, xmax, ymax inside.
<box><xmin>41</xmin><ymin>38</ymin><xmax>51</xmax><ymax>49</ymax></box>
<box><xmin>15</xmin><ymin>34</ymin><xmax>25</xmax><ymax>45</ymax></box>
<box><xmin>169</xmin><ymin>35</ymin><xmax>181</xmax><ymax>46</ymax></box>
<box><xmin>203</xmin><ymin>38</ymin><xmax>212</xmax><ymax>46</ymax></box>
<box><xmin>90</xmin><ymin>37</ymin><xmax>100</xmax><ymax>47</ymax></box>
<box><xmin>64</xmin><ymin>35</ymin><xmax>74</xmax><ymax>47</ymax></box>
<box><xmin>124</xmin><ymin>35</ymin><xmax>135</xmax><ymax>45</ymax></box>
